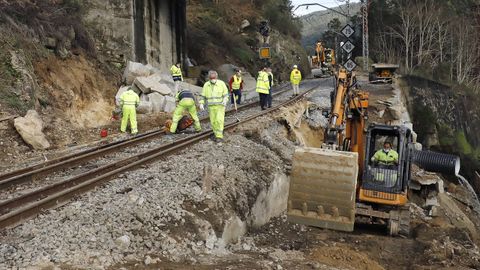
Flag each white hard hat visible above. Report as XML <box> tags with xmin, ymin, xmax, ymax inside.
<box><xmin>293</xmin><ymin>65</ymin><xmax>298</xmax><ymax>68</ymax></box>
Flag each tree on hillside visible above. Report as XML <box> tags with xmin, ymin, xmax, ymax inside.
<box><xmin>369</xmin><ymin>0</ymin><xmax>480</xmax><ymax>87</ymax></box>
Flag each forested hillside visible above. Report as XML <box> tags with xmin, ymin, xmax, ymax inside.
<box><xmin>187</xmin><ymin>0</ymin><xmax>309</xmax><ymax>81</ymax></box>
<box><xmin>369</xmin><ymin>0</ymin><xmax>480</xmax><ymax>179</ymax></box>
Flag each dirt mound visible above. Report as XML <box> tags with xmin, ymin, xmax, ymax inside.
<box><xmin>34</xmin><ymin>54</ymin><xmax>116</xmax><ymax>129</ymax></box>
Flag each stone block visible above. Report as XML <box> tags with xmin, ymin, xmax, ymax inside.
<box><xmin>163</xmin><ymin>96</ymin><xmax>176</xmax><ymax>113</ymax></box>
<box><xmin>151</xmin><ymin>83</ymin><xmax>172</xmax><ymax>96</ymax></box>
<box><xmin>133</xmin><ymin>76</ymin><xmax>153</xmax><ymax>94</ymax></box>
<box><xmin>178</xmin><ymin>81</ymin><xmax>202</xmax><ymax>95</ymax></box>
<box><xmin>134</xmin><ymin>74</ymin><xmax>174</xmax><ymax>96</ymax></box>
<box><xmin>148</xmin><ymin>92</ymin><xmax>166</xmax><ymax>113</ymax></box>
<box><xmin>14</xmin><ymin>110</ymin><xmax>50</xmax><ymax>150</ymax></box>
<box><xmin>123</xmin><ymin>61</ymin><xmax>151</xmax><ymax>85</ymax></box>
<box><xmin>115</xmin><ymin>86</ymin><xmax>130</xmax><ymax>107</ymax></box>
<box><xmin>136</xmin><ymin>94</ymin><xmax>152</xmax><ymax>114</ymax></box>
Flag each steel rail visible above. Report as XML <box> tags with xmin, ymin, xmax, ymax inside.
<box><xmin>0</xmin><ymin>82</ymin><xmax>320</xmax><ymax>230</ymax></box>
<box><xmin>0</xmin><ymin>83</ymin><xmax>293</xmax><ymax>190</ymax></box>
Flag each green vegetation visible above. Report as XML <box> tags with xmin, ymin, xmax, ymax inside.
<box><xmin>187</xmin><ymin>0</ymin><xmax>308</xmax><ymax>80</ymax></box>
<box><xmin>437</xmin><ymin>124</ymin><xmax>455</xmax><ymax>147</ymax></box>
<box><xmin>261</xmin><ymin>0</ymin><xmax>302</xmax><ymax>39</ymax></box>
<box><xmin>411</xmin><ymin>99</ymin><xmax>436</xmax><ymax>144</ymax></box>
<box><xmin>455</xmin><ymin>131</ymin><xmax>473</xmax><ymax>155</ymax></box>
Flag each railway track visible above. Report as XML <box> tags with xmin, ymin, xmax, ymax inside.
<box><xmin>0</xmin><ymin>83</ymin><xmax>293</xmax><ymax>190</ymax></box>
<box><xmin>0</xmin><ymin>81</ymin><xmax>323</xmax><ymax>229</ymax></box>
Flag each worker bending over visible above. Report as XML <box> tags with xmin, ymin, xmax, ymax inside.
<box><xmin>290</xmin><ymin>65</ymin><xmax>302</xmax><ymax>96</ymax></box>
<box><xmin>169</xmin><ymin>89</ymin><xmax>201</xmax><ymax>134</ymax></box>
<box><xmin>199</xmin><ymin>70</ymin><xmax>229</xmax><ymax>142</ymax></box>
<box><xmin>371</xmin><ymin>141</ymin><xmax>399</xmax><ymax>165</ymax></box>
<box><xmin>170</xmin><ymin>62</ymin><xmax>183</xmax><ymax>95</ymax></box>
<box><xmin>229</xmin><ymin>69</ymin><xmax>243</xmax><ymax>105</ymax></box>
<box><xmin>120</xmin><ymin>87</ymin><xmax>140</xmax><ymax>135</ymax></box>
<box><xmin>256</xmin><ymin>66</ymin><xmax>270</xmax><ymax>110</ymax></box>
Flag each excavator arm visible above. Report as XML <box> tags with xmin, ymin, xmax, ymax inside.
<box><xmin>287</xmin><ymin>68</ymin><xmax>368</xmax><ymax>232</ymax></box>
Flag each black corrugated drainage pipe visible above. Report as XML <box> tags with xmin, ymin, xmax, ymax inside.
<box><xmin>412</xmin><ymin>150</ymin><xmax>460</xmax><ymax>176</ymax></box>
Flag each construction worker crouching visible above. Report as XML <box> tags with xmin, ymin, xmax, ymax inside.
<box><xmin>256</xmin><ymin>66</ymin><xmax>270</xmax><ymax>110</ymax></box>
<box><xmin>199</xmin><ymin>70</ymin><xmax>229</xmax><ymax>142</ymax></box>
<box><xmin>229</xmin><ymin>69</ymin><xmax>243</xmax><ymax>105</ymax></box>
<box><xmin>169</xmin><ymin>89</ymin><xmax>201</xmax><ymax>134</ymax></box>
<box><xmin>120</xmin><ymin>87</ymin><xmax>140</xmax><ymax>135</ymax></box>
<box><xmin>290</xmin><ymin>65</ymin><xmax>302</xmax><ymax>96</ymax></box>
<box><xmin>170</xmin><ymin>62</ymin><xmax>183</xmax><ymax>95</ymax></box>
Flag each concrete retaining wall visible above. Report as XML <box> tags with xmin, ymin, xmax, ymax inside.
<box><xmin>83</xmin><ymin>0</ymin><xmax>186</xmax><ymax>73</ymax></box>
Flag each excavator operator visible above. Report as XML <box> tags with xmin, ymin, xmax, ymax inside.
<box><xmin>371</xmin><ymin>141</ymin><xmax>399</xmax><ymax>166</ymax></box>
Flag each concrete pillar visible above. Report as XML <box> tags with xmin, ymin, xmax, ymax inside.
<box><xmin>83</xmin><ymin>0</ymin><xmax>186</xmax><ymax>73</ymax></box>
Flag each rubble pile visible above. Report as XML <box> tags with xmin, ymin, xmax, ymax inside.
<box><xmin>119</xmin><ymin>61</ymin><xmax>202</xmax><ymax>114</ymax></box>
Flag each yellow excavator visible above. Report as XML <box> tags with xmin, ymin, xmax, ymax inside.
<box><xmin>287</xmin><ymin>69</ymin><xmax>460</xmax><ymax>235</ymax></box>
<box><xmin>311</xmin><ymin>41</ymin><xmax>335</xmax><ymax>78</ymax></box>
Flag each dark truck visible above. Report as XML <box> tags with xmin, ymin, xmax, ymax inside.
<box><xmin>369</xmin><ymin>63</ymin><xmax>399</xmax><ymax>84</ymax></box>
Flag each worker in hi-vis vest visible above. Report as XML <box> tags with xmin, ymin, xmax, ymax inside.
<box><xmin>199</xmin><ymin>70</ymin><xmax>229</xmax><ymax>143</ymax></box>
<box><xmin>228</xmin><ymin>69</ymin><xmax>243</xmax><ymax>105</ymax></box>
<box><xmin>170</xmin><ymin>62</ymin><xmax>183</xmax><ymax>96</ymax></box>
<box><xmin>290</xmin><ymin>65</ymin><xmax>302</xmax><ymax>96</ymax></box>
<box><xmin>256</xmin><ymin>66</ymin><xmax>270</xmax><ymax>110</ymax></box>
<box><xmin>119</xmin><ymin>87</ymin><xmax>140</xmax><ymax>135</ymax></box>
<box><xmin>169</xmin><ymin>89</ymin><xmax>201</xmax><ymax>134</ymax></box>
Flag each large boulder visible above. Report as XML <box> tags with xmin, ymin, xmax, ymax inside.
<box><xmin>148</xmin><ymin>92</ymin><xmax>166</xmax><ymax>113</ymax></box>
<box><xmin>178</xmin><ymin>81</ymin><xmax>203</xmax><ymax>95</ymax></box>
<box><xmin>136</xmin><ymin>94</ymin><xmax>153</xmax><ymax>114</ymax></box>
<box><xmin>14</xmin><ymin>110</ymin><xmax>50</xmax><ymax>150</ymax></box>
<box><xmin>242</xmin><ymin>72</ymin><xmax>257</xmax><ymax>91</ymax></box>
<box><xmin>163</xmin><ymin>96</ymin><xmax>176</xmax><ymax>113</ymax></box>
<box><xmin>216</xmin><ymin>64</ymin><xmax>237</xmax><ymax>82</ymax></box>
<box><xmin>216</xmin><ymin>64</ymin><xmax>256</xmax><ymax>92</ymax></box>
<box><xmin>122</xmin><ymin>61</ymin><xmax>152</xmax><ymax>84</ymax></box>
<box><xmin>150</xmin><ymin>83</ymin><xmax>172</xmax><ymax>96</ymax></box>
<box><xmin>133</xmin><ymin>74</ymin><xmax>173</xmax><ymax>95</ymax></box>
<box><xmin>115</xmin><ymin>86</ymin><xmax>130</xmax><ymax>107</ymax></box>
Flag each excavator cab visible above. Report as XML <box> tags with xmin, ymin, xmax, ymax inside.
<box><xmin>359</xmin><ymin>124</ymin><xmax>412</xmax><ymax>206</ymax></box>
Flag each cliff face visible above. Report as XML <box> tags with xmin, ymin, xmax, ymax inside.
<box><xmin>402</xmin><ymin>76</ymin><xmax>480</xmax><ymax>188</ymax></box>
<box><xmin>186</xmin><ymin>0</ymin><xmax>310</xmax><ymax>82</ymax></box>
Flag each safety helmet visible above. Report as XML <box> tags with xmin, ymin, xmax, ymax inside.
<box><xmin>293</xmin><ymin>65</ymin><xmax>298</xmax><ymax>69</ymax></box>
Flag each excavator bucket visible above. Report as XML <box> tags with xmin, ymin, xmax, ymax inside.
<box><xmin>287</xmin><ymin>147</ymin><xmax>358</xmax><ymax>232</ymax></box>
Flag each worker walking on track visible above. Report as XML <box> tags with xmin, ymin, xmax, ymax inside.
<box><xmin>199</xmin><ymin>70</ymin><xmax>229</xmax><ymax>142</ymax></box>
<box><xmin>169</xmin><ymin>89</ymin><xmax>201</xmax><ymax>134</ymax></box>
<box><xmin>229</xmin><ymin>69</ymin><xmax>243</xmax><ymax>105</ymax></box>
<box><xmin>170</xmin><ymin>62</ymin><xmax>183</xmax><ymax>95</ymax></box>
<box><xmin>256</xmin><ymin>66</ymin><xmax>270</xmax><ymax>110</ymax></box>
<box><xmin>119</xmin><ymin>87</ymin><xmax>140</xmax><ymax>135</ymax></box>
<box><xmin>290</xmin><ymin>65</ymin><xmax>302</xmax><ymax>96</ymax></box>
<box><xmin>267</xmin><ymin>67</ymin><xmax>274</xmax><ymax>108</ymax></box>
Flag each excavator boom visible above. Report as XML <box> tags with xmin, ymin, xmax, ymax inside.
<box><xmin>287</xmin><ymin>69</ymin><xmax>367</xmax><ymax>232</ymax></box>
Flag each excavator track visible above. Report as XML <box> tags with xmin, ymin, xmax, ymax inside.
<box><xmin>287</xmin><ymin>147</ymin><xmax>359</xmax><ymax>232</ymax></box>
